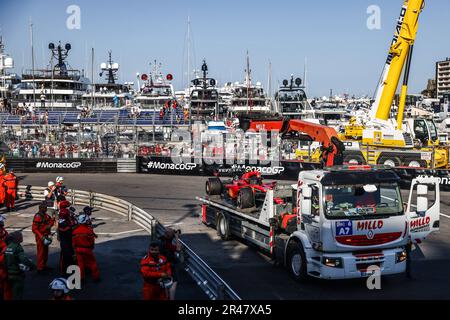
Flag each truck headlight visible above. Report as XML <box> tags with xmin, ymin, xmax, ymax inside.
<box><xmin>322</xmin><ymin>257</ymin><xmax>343</xmax><ymax>268</ymax></box>
<box><xmin>396</xmin><ymin>250</ymin><xmax>407</xmax><ymax>263</ymax></box>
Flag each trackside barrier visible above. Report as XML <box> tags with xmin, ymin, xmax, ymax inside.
<box><xmin>17</xmin><ymin>185</ymin><xmax>241</xmax><ymax>300</ymax></box>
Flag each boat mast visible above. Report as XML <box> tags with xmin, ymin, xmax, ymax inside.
<box><xmin>0</xmin><ymin>36</ymin><xmax>4</xmax><ymax>101</ymax></box>
<box><xmin>245</xmin><ymin>50</ymin><xmax>253</xmax><ymax>114</ymax></box>
<box><xmin>107</xmin><ymin>50</ymin><xmax>115</xmax><ymax>84</ymax></box>
<box><xmin>187</xmin><ymin>16</ymin><xmax>192</xmax><ymax>127</ymax></box>
<box><xmin>303</xmin><ymin>56</ymin><xmax>307</xmax><ymax>92</ymax></box>
<box><xmin>29</xmin><ymin>19</ymin><xmax>36</xmax><ymax>108</ymax></box>
<box><xmin>187</xmin><ymin>16</ymin><xmax>191</xmax><ymax>89</ymax></box>
<box><xmin>267</xmin><ymin>60</ymin><xmax>272</xmax><ymax>111</ymax></box>
<box><xmin>91</xmin><ymin>47</ymin><xmax>95</xmax><ymax>109</ymax></box>
<box><xmin>50</xmin><ymin>44</ymin><xmax>54</xmax><ymax>109</ymax></box>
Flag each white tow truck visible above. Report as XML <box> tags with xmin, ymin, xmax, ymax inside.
<box><xmin>197</xmin><ymin>165</ymin><xmax>440</xmax><ymax>280</ymax></box>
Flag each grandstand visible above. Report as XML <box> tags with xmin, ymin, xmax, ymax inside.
<box><xmin>0</xmin><ymin>108</ymin><xmax>188</xmax><ymax>126</ymax></box>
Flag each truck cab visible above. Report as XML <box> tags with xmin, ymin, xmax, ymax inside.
<box><xmin>286</xmin><ymin>165</ymin><xmax>440</xmax><ymax>280</ymax></box>
<box><xmin>404</xmin><ymin>118</ymin><xmax>439</xmax><ymax>147</ymax></box>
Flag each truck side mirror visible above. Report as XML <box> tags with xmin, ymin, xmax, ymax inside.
<box><xmin>301</xmin><ymin>199</ymin><xmax>312</xmax><ymax>216</ymax></box>
<box><xmin>417</xmin><ymin>184</ymin><xmax>428</xmax><ymax>196</ymax></box>
<box><xmin>302</xmin><ymin>186</ymin><xmax>312</xmax><ymax>198</ymax></box>
<box><xmin>417</xmin><ymin>196</ymin><xmax>428</xmax><ymax>216</ymax></box>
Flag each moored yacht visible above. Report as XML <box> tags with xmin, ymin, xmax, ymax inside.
<box><xmin>134</xmin><ymin>60</ymin><xmax>176</xmax><ymax>110</ymax></box>
<box><xmin>0</xmin><ymin>36</ymin><xmax>21</xmax><ymax>104</ymax></box>
<box><xmin>225</xmin><ymin>53</ymin><xmax>272</xmax><ymax>118</ymax></box>
<box><xmin>81</xmin><ymin>51</ymin><xmax>133</xmax><ymax>109</ymax></box>
<box><xmin>274</xmin><ymin>75</ymin><xmax>315</xmax><ymax>119</ymax></box>
<box><xmin>187</xmin><ymin>60</ymin><xmax>220</xmax><ymax>121</ymax></box>
<box><xmin>16</xmin><ymin>41</ymin><xmax>90</xmax><ymax>109</ymax></box>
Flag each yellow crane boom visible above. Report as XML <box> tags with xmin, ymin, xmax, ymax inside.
<box><xmin>370</xmin><ymin>0</ymin><xmax>424</xmax><ymax>123</ymax></box>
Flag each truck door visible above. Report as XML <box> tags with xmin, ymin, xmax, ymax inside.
<box><xmin>298</xmin><ymin>183</ymin><xmax>321</xmax><ymax>243</ymax></box>
<box><xmin>406</xmin><ymin>176</ymin><xmax>440</xmax><ymax>243</ymax></box>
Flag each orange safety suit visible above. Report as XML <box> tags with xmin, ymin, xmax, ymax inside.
<box><xmin>140</xmin><ymin>254</ymin><xmax>171</xmax><ymax>300</ymax></box>
<box><xmin>32</xmin><ymin>212</ymin><xmax>55</xmax><ymax>271</ymax></box>
<box><xmin>3</xmin><ymin>173</ymin><xmax>18</xmax><ymax>210</ymax></box>
<box><xmin>0</xmin><ymin>175</ymin><xmax>5</xmax><ymax>206</ymax></box>
<box><xmin>72</xmin><ymin>224</ymin><xmax>100</xmax><ymax>280</ymax></box>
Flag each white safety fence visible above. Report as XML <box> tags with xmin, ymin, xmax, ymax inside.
<box><xmin>17</xmin><ymin>185</ymin><xmax>241</xmax><ymax>300</ymax></box>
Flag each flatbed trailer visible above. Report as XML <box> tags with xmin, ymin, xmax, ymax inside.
<box><xmin>198</xmin><ymin>183</ymin><xmax>294</xmax><ymax>253</ymax></box>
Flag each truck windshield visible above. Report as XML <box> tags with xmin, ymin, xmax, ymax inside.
<box><xmin>323</xmin><ymin>184</ymin><xmax>403</xmax><ymax>219</ymax></box>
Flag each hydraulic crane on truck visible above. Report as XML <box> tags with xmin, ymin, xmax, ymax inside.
<box><xmin>341</xmin><ymin>0</ymin><xmax>448</xmax><ymax>168</ymax></box>
<box><xmin>239</xmin><ymin>117</ymin><xmax>345</xmax><ymax>167</ymax></box>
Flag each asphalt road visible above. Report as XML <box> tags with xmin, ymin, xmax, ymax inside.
<box><xmin>18</xmin><ymin>173</ymin><xmax>450</xmax><ymax>300</ymax></box>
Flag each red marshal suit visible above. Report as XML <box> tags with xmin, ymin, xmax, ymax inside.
<box><xmin>2</xmin><ymin>173</ymin><xmax>18</xmax><ymax>210</ymax></box>
<box><xmin>140</xmin><ymin>254</ymin><xmax>171</xmax><ymax>300</ymax></box>
<box><xmin>72</xmin><ymin>224</ymin><xmax>100</xmax><ymax>280</ymax></box>
<box><xmin>31</xmin><ymin>212</ymin><xmax>55</xmax><ymax>271</ymax></box>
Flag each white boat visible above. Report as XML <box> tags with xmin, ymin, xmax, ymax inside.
<box><xmin>274</xmin><ymin>75</ymin><xmax>315</xmax><ymax>119</ymax></box>
<box><xmin>186</xmin><ymin>60</ymin><xmax>220</xmax><ymax>121</ymax></box>
<box><xmin>16</xmin><ymin>41</ymin><xmax>90</xmax><ymax>109</ymax></box>
<box><xmin>313</xmin><ymin>99</ymin><xmax>347</xmax><ymax>128</ymax></box>
<box><xmin>0</xmin><ymin>36</ymin><xmax>21</xmax><ymax>103</ymax></box>
<box><xmin>222</xmin><ymin>53</ymin><xmax>272</xmax><ymax>117</ymax></box>
<box><xmin>134</xmin><ymin>60</ymin><xmax>176</xmax><ymax>110</ymax></box>
<box><xmin>81</xmin><ymin>51</ymin><xmax>133</xmax><ymax>109</ymax></box>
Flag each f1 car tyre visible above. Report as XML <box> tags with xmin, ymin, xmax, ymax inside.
<box><xmin>206</xmin><ymin>178</ymin><xmax>222</xmax><ymax>196</ymax></box>
<box><xmin>237</xmin><ymin>187</ymin><xmax>255</xmax><ymax>209</ymax></box>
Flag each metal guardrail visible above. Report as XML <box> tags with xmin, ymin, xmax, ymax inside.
<box><xmin>17</xmin><ymin>185</ymin><xmax>241</xmax><ymax>300</ymax></box>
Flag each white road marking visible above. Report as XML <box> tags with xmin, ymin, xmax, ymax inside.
<box><xmin>95</xmin><ymin>229</ymin><xmax>145</xmax><ymax>236</ymax></box>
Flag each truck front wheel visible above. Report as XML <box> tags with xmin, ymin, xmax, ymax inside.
<box><xmin>287</xmin><ymin>242</ymin><xmax>308</xmax><ymax>282</ymax></box>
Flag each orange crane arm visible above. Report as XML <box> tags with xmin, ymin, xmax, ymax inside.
<box><xmin>242</xmin><ymin>117</ymin><xmax>345</xmax><ymax>167</ymax></box>
<box><xmin>280</xmin><ymin>119</ymin><xmax>345</xmax><ymax>167</ymax></box>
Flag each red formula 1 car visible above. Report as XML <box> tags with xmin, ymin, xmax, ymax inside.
<box><xmin>205</xmin><ymin>170</ymin><xmax>278</xmax><ymax>209</ymax></box>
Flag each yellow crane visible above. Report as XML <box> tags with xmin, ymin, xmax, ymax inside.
<box><xmin>371</xmin><ymin>0</ymin><xmax>423</xmax><ymax>126</ymax></box>
<box><xmin>341</xmin><ymin>0</ymin><xmax>448</xmax><ymax>168</ymax></box>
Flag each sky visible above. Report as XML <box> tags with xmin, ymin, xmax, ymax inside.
<box><xmin>1</xmin><ymin>0</ymin><xmax>450</xmax><ymax>98</ymax></box>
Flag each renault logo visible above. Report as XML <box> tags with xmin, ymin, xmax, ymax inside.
<box><xmin>367</xmin><ymin>230</ymin><xmax>374</xmax><ymax>240</ymax></box>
